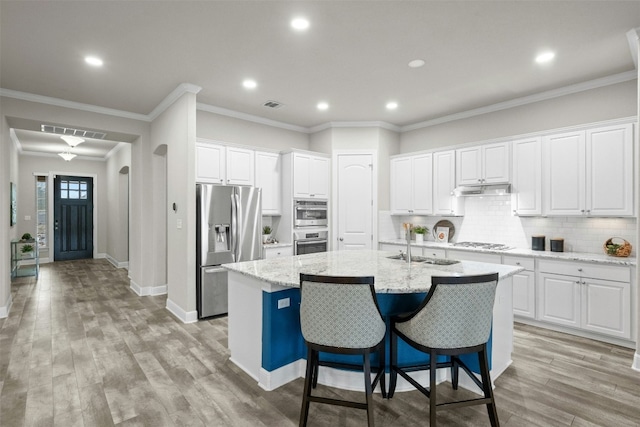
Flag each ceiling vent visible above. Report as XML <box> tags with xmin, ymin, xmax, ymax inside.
<box><xmin>40</xmin><ymin>124</ymin><xmax>107</xmax><ymax>140</ymax></box>
<box><xmin>263</xmin><ymin>100</ymin><xmax>284</xmax><ymax>109</ymax></box>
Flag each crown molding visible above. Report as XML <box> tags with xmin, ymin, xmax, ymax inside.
<box><xmin>401</xmin><ymin>70</ymin><xmax>638</xmax><ymax>133</ymax></box>
<box><xmin>196</xmin><ymin>102</ymin><xmax>309</xmax><ymax>133</ymax></box>
<box><xmin>148</xmin><ymin>83</ymin><xmax>202</xmax><ymax>121</ymax></box>
<box><xmin>627</xmin><ymin>27</ymin><xmax>640</xmax><ymax>69</ymax></box>
<box><xmin>308</xmin><ymin>121</ymin><xmax>400</xmax><ymax>134</ymax></box>
<box><xmin>0</xmin><ymin>88</ymin><xmax>150</xmax><ymax>122</ymax></box>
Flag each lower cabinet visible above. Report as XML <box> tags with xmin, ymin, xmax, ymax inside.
<box><xmin>503</xmin><ymin>256</ymin><xmax>536</xmax><ymax>319</ymax></box>
<box><xmin>263</xmin><ymin>245</ymin><xmax>293</xmax><ymax>260</ymax></box>
<box><xmin>537</xmin><ymin>260</ymin><xmax>631</xmax><ymax>340</ymax></box>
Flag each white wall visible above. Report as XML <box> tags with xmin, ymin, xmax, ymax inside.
<box><xmin>401</xmin><ymin>80</ymin><xmax>638</xmax><ymax>153</ymax></box>
<box><xmin>151</xmin><ymin>92</ymin><xmax>197</xmax><ymax>321</ymax></box>
<box><xmin>196</xmin><ymin>110</ymin><xmax>309</xmax><ymax>151</ymax></box>
<box><xmin>106</xmin><ymin>144</ymin><xmax>132</xmax><ymax>265</ymax></box>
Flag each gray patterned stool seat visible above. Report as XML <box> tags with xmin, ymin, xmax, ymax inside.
<box><xmin>388</xmin><ymin>273</ymin><xmax>500</xmax><ymax>427</ymax></box>
<box><xmin>299</xmin><ymin>273</ymin><xmax>386</xmax><ymax>427</ymax></box>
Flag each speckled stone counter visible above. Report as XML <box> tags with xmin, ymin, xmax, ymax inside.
<box><xmin>379</xmin><ymin>239</ymin><xmax>637</xmax><ymax>266</ymax></box>
<box><xmin>223</xmin><ymin>249</ymin><xmax>522</xmax><ymax>294</ymax></box>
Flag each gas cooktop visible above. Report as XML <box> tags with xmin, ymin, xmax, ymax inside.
<box><xmin>452</xmin><ymin>241</ymin><xmax>513</xmax><ymax>251</ymax></box>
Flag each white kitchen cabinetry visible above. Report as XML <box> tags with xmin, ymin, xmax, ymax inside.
<box><xmin>255</xmin><ymin>151</ymin><xmax>281</xmax><ymax>215</ymax></box>
<box><xmin>390</xmin><ymin>153</ymin><xmax>433</xmax><ymax>215</ymax></box>
<box><xmin>263</xmin><ymin>245</ymin><xmax>293</xmax><ymax>259</ymax></box>
<box><xmin>226</xmin><ymin>146</ymin><xmax>255</xmax><ymax>186</ymax></box>
<box><xmin>456</xmin><ymin>142</ymin><xmax>510</xmax><ymax>185</ymax></box>
<box><xmin>433</xmin><ymin>150</ymin><xmax>464</xmax><ymax>216</ymax></box>
<box><xmin>196</xmin><ymin>142</ymin><xmax>225</xmax><ymax>184</ymax></box>
<box><xmin>292</xmin><ymin>153</ymin><xmax>329</xmax><ymax>199</ymax></box>
<box><xmin>511</xmin><ymin>137</ymin><xmax>542</xmax><ymax>215</ymax></box>
<box><xmin>543</xmin><ymin>124</ymin><xmax>633</xmax><ymax>216</ymax></box>
<box><xmin>503</xmin><ymin>256</ymin><xmax>536</xmax><ymax>319</ymax></box>
<box><xmin>422</xmin><ymin>248</ymin><xmax>446</xmax><ymax>258</ymax></box>
<box><xmin>537</xmin><ymin>260</ymin><xmax>631</xmax><ymax>340</ymax></box>
<box><xmin>446</xmin><ymin>250</ymin><xmax>501</xmax><ymax>264</ymax></box>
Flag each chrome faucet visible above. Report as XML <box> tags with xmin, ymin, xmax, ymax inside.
<box><xmin>405</xmin><ymin>223</ymin><xmax>412</xmax><ymax>263</ymax></box>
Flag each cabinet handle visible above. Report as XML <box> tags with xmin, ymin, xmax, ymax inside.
<box><xmin>577</xmin><ymin>268</ymin><xmax>583</xmax><ymax>272</ymax></box>
<box><xmin>581</xmin><ymin>209</ymin><xmax>585</xmax><ymax>213</ymax></box>
<box><xmin>515</xmin><ymin>262</ymin><xmax>521</xmax><ymax>265</ymax></box>
<box><xmin>586</xmin><ymin>210</ymin><xmax>591</xmax><ymax>214</ymax></box>
<box><xmin>478</xmin><ymin>179</ymin><xmax>482</xmax><ymax>183</ymax></box>
<box><xmin>575</xmin><ymin>280</ymin><xmax>580</xmax><ymax>284</ymax></box>
<box><xmin>310</xmin><ymin>194</ymin><xmax>315</xmax><ymax>197</ymax></box>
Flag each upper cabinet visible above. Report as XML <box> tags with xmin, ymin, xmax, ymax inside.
<box><xmin>255</xmin><ymin>151</ymin><xmax>281</xmax><ymax>215</ymax></box>
<box><xmin>543</xmin><ymin>123</ymin><xmax>633</xmax><ymax>216</ymax></box>
<box><xmin>390</xmin><ymin>153</ymin><xmax>433</xmax><ymax>215</ymax></box>
<box><xmin>456</xmin><ymin>142</ymin><xmax>510</xmax><ymax>185</ymax></box>
<box><xmin>511</xmin><ymin>137</ymin><xmax>542</xmax><ymax>215</ymax></box>
<box><xmin>196</xmin><ymin>142</ymin><xmax>225</xmax><ymax>184</ymax></box>
<box><xmin>292</xmin><ymin>152</ymin><xmax>330</xmax><ymax>199</ymax></box>
<box><xmin>196</xmin><ymin>140</ymin><xmax>254</xmax><ymax>186</ymax></box>
<box><xmin>433</xmin><ymin>150</ymin><xmax>464</xmax><ymax>216</ymax></box>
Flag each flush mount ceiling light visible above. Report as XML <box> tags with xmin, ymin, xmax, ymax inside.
<box><xmin>58</xmin><ymin>151</ymin><xmax>77</xmax><ymax>161</ymax></box>
<box><xmin>243</xmin><ymin>79</ymin><xmax>257</xmax><ymax>89</ymax></box>
<box><xmin>84</xmin><ymin>56</ymin><xmax>103</xmax><ymax>67</ymax></box>
<box><xmin>408</xmin><ymin>59</ymin><xmax>425</xmax><ymax>68</ymax></box>
<box><xmin>291</xmin><ymin>17</ymin><xmax>310</xmax><ymax>31</ymax></box>
<box><xmin>386</xmin><ymin>101</ymin><xmax>398</xmax><ymax>110</ymax></box>
<box><xmin>317</xmin><ymin>102</ymin><xmax>329</xmax><ymax>111</ymax></box>
<box><xmin>61</xmin><ymin>135</ymin><xmax>85</xmax><ymax>147</ymax></box>
<box><xmin>535</xmin><ymin>51</ymin><xmax>555</xmax><ymax>64</ymax></box>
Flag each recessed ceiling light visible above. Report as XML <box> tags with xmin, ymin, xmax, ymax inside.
<box><xmin>84</xmin><ymin>56</ymin><xmax>103</xmax><ymax>67</ymax></box>
<box><xmin>317</xmin><ymin>102</ymin><xmax>329</xmax><ymax>111</ymax></box>
<box><xmin>386</xmin><ymin>101</ymin><xmax>398</xmax><ymax>110</ymax></box>
<box><xmin>535</xmin><ymin>51</ymin><xmax>555</xmax><ymax>64</ymax></box>
<box><xmin>408</xmin><ymin>59</ymin><xmax>425</xmax><ymax>68</ymax></box>
<box><xmin>243</xmin><ymin>79</ymin><xmax>257</xmax><ymax>89</ymax></box>
<box><xmin>291</xmin><ymin>17</ymin><xmax>310</xmax><ymax>31</ymax></box>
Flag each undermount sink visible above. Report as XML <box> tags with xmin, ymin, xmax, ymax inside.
<box><xmin>386</xmin><ymin>254</ymin><xmax>459</xmax><ymax>265</ymax></box>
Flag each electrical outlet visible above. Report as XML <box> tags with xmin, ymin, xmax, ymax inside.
<box><xmin>177</xmin><ymin>219</ymin><xmax>182</xmax><ymax>229</ymax></box>
<box><xmin>24</xmin><ymin>215</ymin><xmax>31</xmax><ymax>221</ymax></box>
<box><xmin>277</xmin><ymin>298</ymin><xmax>290</xmax><ymax>309</ymax></box>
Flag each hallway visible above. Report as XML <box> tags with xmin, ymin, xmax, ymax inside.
<box><xmin>1</xmin><ymin>260</ymin><xmax>639</xmax><ymax>426</ymax></box>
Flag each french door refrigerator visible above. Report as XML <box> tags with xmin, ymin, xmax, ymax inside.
<box><xmin>196</xmin><ymin>184</ymin><xmax>262</xmax><ymax>318</ymax></box>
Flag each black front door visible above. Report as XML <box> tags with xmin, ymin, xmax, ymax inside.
<box><xmin>54</xmin><ymin>175</ymin><xmax>94</xmax><ymax>261</ymax></box>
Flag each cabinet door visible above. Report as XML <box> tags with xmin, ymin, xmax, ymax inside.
<box><xmin>581</xmin><ymin>277</ymin><xmax>631</xmax><ymax>339</ymax></box>
<box><xmin>456</xmin><ymin>146</ymin><xmax>482</xmax><ymax>185</ymax></box>
<box><xmin>482</xmin><ymin>142</ymin><xmax>510</xmax><ymax>184</ymax></box>
<box><xmin>226</xmin><ymin>147</ymin><xmax>254</xmax><ymax>186</ymax></box>
<box><xmin>390</xmin><ymin>157</ymin><xmax>413</xmax><ymax>214</ymax></box>
<box><xmin>263</xmin><ymin>246</ymin><xmax>293</xmax><ymax>259</ymax></box>
<box><xmin>412</xmin><ymin>153</ymin><xmax>433</xmax><ymax>214</ymax></box>
<box><xmin>543</xmin><ymin>131</ymin><xmax>585</xmax><ymax>215</ymax></box>
<box><xmin>537</xmin><ymin>272</ymin><xmax>580</xmax><ymax>328</ymax></box>
<box><xmin>309</xmin><ymin>156</ymin><xmax>329</xmax><ymax>198</ymax></box>
<box><xmin>196</xmin><ymin>143</ymin><xmax>225</xmax><ymax>184</ymax></box>
<box><xmin>292</xmin><ymin>153</ymin><xmax>311</xmax><ymax>198</ymax></box>
<box><xmin>433</xmin><ymin>150</ymin><xmax>463</xmax><ymax>215</ymax></box>
<box><xmin>511</xmin><ymin>137</ymin><xmax>541</xmax><ymax>215</ymax></box>
<box><xmin>512</xmin><ymin>270</ymin><xmax>536</xmax><ymax>319</ymax></box>
<box><xmin>255</xmin><ymin>151</ymin><xmax>281</xmax><ymax>215</ymax></box>
<box><xmin>586</xmin><ymin>124</ymin><xmax>633</xmax><ymax>216</ymax></box>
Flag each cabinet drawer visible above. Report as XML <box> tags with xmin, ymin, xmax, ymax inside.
<box><xmin>423</xmin><ymin>248</ymin><xmax>446</xmax><ymax>258</ymax></box>
<box><xmin>447</xmin><ymin>249</ymin><xmax>501</xmax><ymax>264</ymax></box>
<box><xmin>503</xmin><ymin>256</ymin><xmax>534</xmax><ymax>271</ymax></box>
<box><xmin>264</xmin><ymin>246</ymin><xmax>293</xmax><ymax>259</ymax></box>
<box><xmin>538</xmin><ymin>259</ymin><xmax>629</xmax><ymax>282</ymax></box>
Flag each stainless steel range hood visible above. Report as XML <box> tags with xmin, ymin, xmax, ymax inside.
<box><xmin>453</xmin><ymin>183</ymin><xmax>511</xmax><ymax>197</ymax></box>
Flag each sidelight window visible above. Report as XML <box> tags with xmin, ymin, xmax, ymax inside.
<box><xmin>36</xmin><ymin>176</ymin><xmax>47</xmax><ymax>248</ymax></box>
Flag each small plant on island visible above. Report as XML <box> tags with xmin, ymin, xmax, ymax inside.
<box><xmin>262</xmin><ymin>225</ymin><xmax>272</xmax><ymax>235</ymax></box>
<box><xmin>413</xmin><ymin>226</ymin><xmax>429</xmax><ymax>235</ymax></box>
<box><xmin>21</xmin><ymin>233</ymin><xmax>32</xmax><ymax>241</ymax></box>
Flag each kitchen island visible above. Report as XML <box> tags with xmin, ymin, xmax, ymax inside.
<box><xmin>223</xmin><ymin>250</ymin><xmax>523</xmax><ymax>392</ymax></box>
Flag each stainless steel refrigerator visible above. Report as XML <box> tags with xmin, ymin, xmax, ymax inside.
<box><xmin>196</xmin><ymin>184</ymin><xmax>262</xmax><ymax>318</ymax></box>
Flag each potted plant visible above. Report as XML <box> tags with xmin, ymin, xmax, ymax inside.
<box><xmin>21</xmin><ymin>244</ymin><xmax>35</xmax><ymax>259</ymax></box>
<box><xmin>413</xmin><ymin>226</ymin><xmax>429</xmax><ymax>244</ymax></box>
<box><xmin>21</xmin><ymin>233</ymin><xmax>33</xmax><ymax>242</ymax></box>
<box><xmin>262</xmin><ymin>225</ymin><xmax>272</xmax><ymax>244</ymax></box>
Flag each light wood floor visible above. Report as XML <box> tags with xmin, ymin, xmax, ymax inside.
<box><xmin>1</xmin><ymin>259</ymin><xmax>639</xmax><ymax>426</ymax></box>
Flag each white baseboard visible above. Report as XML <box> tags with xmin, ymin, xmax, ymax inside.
<box><xmin>633</xmin><ymin>352</ymin><xmax>640</xmax><ymax>372</ymax></box>
<box><xmin>166</xmin><ymin>298</ymin><xmax>198</xmax><ymax>324</ymax></box>
<box><xmin>95</xmin><ymin>252</ymin><xmax>106</xmax><ymax>259</ymax></box>
<box><xmin>259</xmin><ymin>361</ymin><xmax>305</xmax><ymax>391</ymax></box>
<box><xmin>105</xmin><ymin>254</ymin><xmax>129</xmax><ymax>269</ymax></box>
<box><xmin>0</xmin><ymin>294</ymin><xmax>13</xmax><ymax>318</ymax></box>
<box><xmin>129</xmin><ymin>278</ymin><xmax>167</xmax><ymax>296</ymax></box>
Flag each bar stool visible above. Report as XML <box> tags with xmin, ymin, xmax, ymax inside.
<box><xmin>298</xmin><ymin>273</ymin><xmax>387</xmax><ymax>427</ymax></box>
<box><xmin>388</xmin><ymin>273</ymin><xmax>500</xmax><ymax>427</ymax></box>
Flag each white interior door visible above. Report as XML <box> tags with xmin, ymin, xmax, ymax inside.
<box><xmin>336</xmin><ymin>153</ymin><xmax>373</xmax><ymax>251</ymax></box>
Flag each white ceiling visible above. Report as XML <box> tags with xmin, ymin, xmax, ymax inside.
<box><xmin>1</xmin><ymin>1</ymin><xmax>639</xmax><ymax>158</ymax></box>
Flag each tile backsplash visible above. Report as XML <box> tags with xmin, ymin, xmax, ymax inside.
<box><xmin>379</xmin><ymin>195</ymin><xmax>636</xmax><ymax>255</ymax></box>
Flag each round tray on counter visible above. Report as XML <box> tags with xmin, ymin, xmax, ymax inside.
<box><xmin>432</xmin><ymin>220</ymin><xmax>455</xmax><ymax>241</ymax></box>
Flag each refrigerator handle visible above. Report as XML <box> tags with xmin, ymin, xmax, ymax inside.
<box><xmin>231</xmin><ymin>190</ymin><xmax>238</xmax><ymax>262</ymax></box>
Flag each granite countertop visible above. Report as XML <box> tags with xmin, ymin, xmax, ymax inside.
<box><xmin>379</xmin><ymin>239</ymin><xmax>637</xmax><ymax>267</ymax></box>
<box><xmin>262</xmin><ymin>242</ymin><xmax>293</xmax><ymax>248</ymax></box>
<box><xmin>223</xmin><ymin>250</ymin><xmax>522</xmax><ymax>294</ymax></box>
